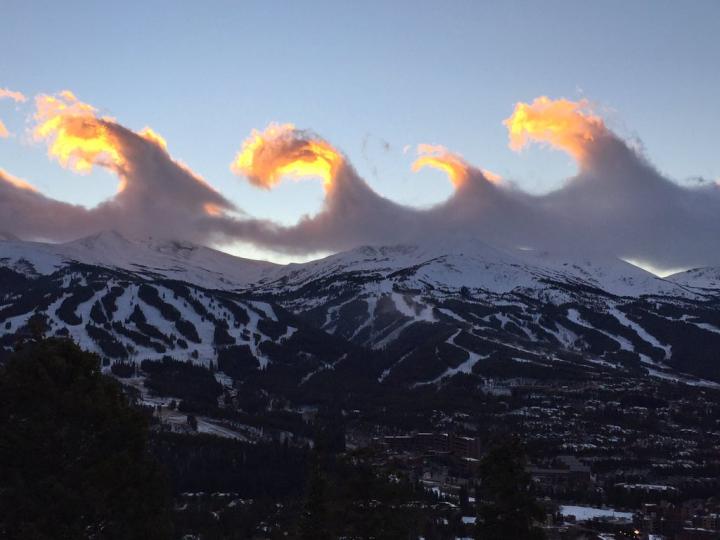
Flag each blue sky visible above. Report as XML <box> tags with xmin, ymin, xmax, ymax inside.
<box><xmin>1</xmin><ymin>0</ymin><xmax>718</xmax><ymax>260</ymax></box>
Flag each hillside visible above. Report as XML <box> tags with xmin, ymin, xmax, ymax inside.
<box><xmin>1</xmin><ymin>232</ymin><xmax>720</xmax><ymax>392</ymax></box>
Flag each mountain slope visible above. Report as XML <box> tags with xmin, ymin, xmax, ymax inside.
<box><xmin>668</xmin><ymin>267</ymin><xmax>720</xmax><ymax>290</ymax></box>
<box><xmin>258</xmin><ymin>238</ymin><xmax>693</xmax><ymax>298</ymax></box>
<box><xmin>1</xmin><ymin>233</ymin><xmax>719</xmax><ymax>389</ymax></box>
<box><xmin>253</xmin><ymin>239</ymin><xmax>720</xmax><ymax>386</ymax></box>
<box><xmin>0</xmin><ymin>231</ymin><xmax>278</xmax><ymax>289</ymax></box>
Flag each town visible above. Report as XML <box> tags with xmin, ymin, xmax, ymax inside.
<box><xmin>136</xmin><ymin>362</ymin><xmax>720</xmax><ymax>539</ymax></box>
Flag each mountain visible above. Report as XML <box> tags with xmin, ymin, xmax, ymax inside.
<box><xmin>668</xmin><ymin>266</ymin><xmax>720</xmax><ymax>290</ymax></box>
<box><xmin>256</xmin><ymin>237</ymin><xmax>692</xmax><ymax>298</ymax></box>
<box><xmin>0</xmin><ymin>230</ymin><xmax>278</xmax><ymax>289</ymax></box>
<box><xmin>250</xmin><ymin>238</ymin><xmax>720</xmax><ymax>385</ymax></box>
<box><xmin>1</xmin><ymin>231</ymin><xmax>720</xmax><ymax>396</ymax></box>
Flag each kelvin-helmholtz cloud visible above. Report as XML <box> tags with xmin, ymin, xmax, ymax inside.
<box><xmin>0</xmin><ymin>91</ymin><xmax>236</xmax><ymax>244</ymax></box>
<box><xmin>0</xmin><ymin>90</ymin><xmax>718</xmax><ymax>272</ymax></box>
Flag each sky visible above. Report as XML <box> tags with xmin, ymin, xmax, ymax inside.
<box><xmin>0</xmin><ymin>0</ymin><xmax>719</xmax><ymax>269</ymax></box>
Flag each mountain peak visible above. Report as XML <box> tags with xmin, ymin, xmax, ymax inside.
<box><xmin>63</xmin><ymin>230</ymin><xmax>135</xmax><ymax>251</ymax></box>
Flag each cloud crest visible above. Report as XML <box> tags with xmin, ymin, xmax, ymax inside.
<box><xmin>1</xmin><ymin>91</ymin><xmax>236</xmax><ymax>242</ymax></box>
<box><xmin>230</xmin><ymin>123</ymin><xmax>343</xmax><ymax>190</ymax></box>
<box><xmin>0</xmin><ymin>92</ymin><xmax>718</xmax><ymax>271</ymax></box>
<box><xmin>504</xmin><ymin>96</ymin><xmax>606</xmax><ymax>161</ymax></box>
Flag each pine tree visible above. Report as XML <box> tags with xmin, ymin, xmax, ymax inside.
<box><xmin>298</xmin><ymin>457</ymin><xmax>331</xmax><ymax>540</ymax></box>
<box><xmin>475</xmin><ymin>437</ymin><xmax>546</xmax><ymax>540</ymax></box>
<box><xmin>313</xmin><ymin>403</ymin><xmax>346</xmax><ymax>455</ymax></box>
<box><xmin>0</xmin><ymin>338</ymin><xmax>173</xmax><ymax>539</ymax></box>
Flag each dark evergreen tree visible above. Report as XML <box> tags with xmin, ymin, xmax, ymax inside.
<box><xmin>298</xmin><ymin>457</ymin><xmax>331</xmax><ymax>540</ymax></box>
<box><xmin>475</xmin><ymin>437</ymin><xmax>546</xmax><ymax>540</ymax></box>
<box><xmin>313</xmin><ymin>403</ymin><xmax>346</xmax><ymax>455</ymax></box>
<box><xmin>0</xmin><ymin>338</ymin><xmax>173</xmax><ymax>539</ymax></box>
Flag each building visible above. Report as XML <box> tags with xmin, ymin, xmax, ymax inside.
<box><xmin>528</xmin><ymin>455</ymin><xmax>593</xmax><ymax>495</ymax></box>
<box><xmin>376</xmin><ymin>432</ymin><xmax>483</xmax><ymax>459</ymax></box>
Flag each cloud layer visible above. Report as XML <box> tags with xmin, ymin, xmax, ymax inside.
<box><xmin>0</xmin><ymin>91</ymin><xmax>718</xmax><ymax>272</ymax></box>
<box><xmin>1</xmin><ymin>92</ymin><xmax>236</xmax><ymax>243</ymax></box>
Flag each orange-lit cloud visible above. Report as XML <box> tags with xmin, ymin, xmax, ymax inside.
<box><xmin>411</xmin><ymin>145</ymin><xmax>503</xmax><ymax>188</ymax></box>
<box><xmin>411</xmin><ymin>144</ymin><xmax>470</xmax><ymax>187</ymax></box>
<box><xmin>203</xmin><ymin>203</ymin><xmax>223</xmax><ymax>216</ymax></box>
<box><xmin>231</xmin><ymin>123</ymin><xmax>344</xmax><ymax>190</ymax></box>
<box><xmin>1</xmin><ymin>90</ymin><xmax>719</xmax><ymax>273</ymax></box>
<box><xmin>0</xmin><ymin>120</ymin><xmax>8</xmax><ymax>139</ymax></box>
<box><xmin>0</xmin><ymin>90</ymin><xmax>238</xmax><ymax>243</ymax></box>
<box><xmin>481</xmin><ymin>168</ymin><xmax>502</xmax><ymax>184</ymax></box>
<box><xmin>0</xmin><ymin>168</ymin><xmax>38</xmax><ymax>192</ymax></box>
<box><xmin>139</xmin><ymin>126</ymin><xmax>168</xmax><ymax>151</ymax></box>
<box><xmin>0</xmin><ymin>88</ymin><xmax>26</xmax><ymax>103</ymax></box>
<box><xmin>504</xmin><ymin>96</ymin><xmax>606</xmax><ymax>161</ymax></box>
<box><xmin>33</xmin><ymin>91</ymin><xmax>124</xmax><ymax>174</ymax></box>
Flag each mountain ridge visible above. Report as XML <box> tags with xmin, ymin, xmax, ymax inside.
<box><xmin>3</xmin><ymin>230</ymin><xmax>714</xmax><ymax>297</ymax></box>
<box><xmin>1</xmin><ymin>231</ymin><xmax>719</xmax><ymax>391</ymax></box>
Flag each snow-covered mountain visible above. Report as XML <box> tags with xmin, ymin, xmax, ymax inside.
<box><xmin>0</xmin><ymin>231</ymin><xmax>701</xmax><ymax>298</ymax></box>
<box><xmin>0</xmin><ymin>230</ymin><xmax>278</xmax><ymax>289</ymax></box>
<box><xmin>255</xmin><ymin>237</ymin><xmax>694</xmax><ymax>298</ymax></box>
<box><xmin>1</xmin><ymin>231</ymin><xmax>720</xmax><ymax>391</ymax></box>
<box><xmin>668</xmin><ymin>266</ymin><xmax>720</xmax><ymax>290</ymax></box>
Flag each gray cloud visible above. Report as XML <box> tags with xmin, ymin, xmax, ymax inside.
<box><xmin>1</xmin><ymin>93</ymin><xmax>718</xmax><ymax>272</ymax></box>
